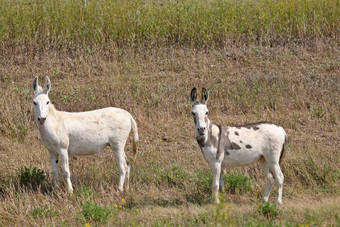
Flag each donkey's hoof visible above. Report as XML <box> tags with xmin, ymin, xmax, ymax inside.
<box><xmin>213</xmin><ymin>199</ymin><xmax>220</xmax><ymax>204</ymax></box>
<box><xmin>275</xmin><ymin>200</ymin><xmax>282</xmax><ymax>205</ymax></box>
<box><xmin>116</xmin><ymin>188</ymin><xmax>124</xmax><ymax>194</ymax></box>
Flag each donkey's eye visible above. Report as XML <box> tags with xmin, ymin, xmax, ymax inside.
<box><xmin>192</xmin><ymin>112</ymin><xmax>195</xmax><ymax>116</ymax></box>
<box><xmin>47</xmin><ymin>101</ymin><xmax>50</xmax><ymax>105</ymax></box>
<box><xmin>206</xmin><ymin>112</ymin><xmax>208</xmax><ymax>115</ymax></box>
<box><xmin>33</xmin><ymin>102</ymin><xmax>37</xmax><ymax>106</ymax></box>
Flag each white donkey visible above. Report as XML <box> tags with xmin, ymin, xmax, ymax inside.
<box><xmin>32</xmin><ymin>76</ymin><xmax>139</xmax><ymax>193</ymax></box>
<box><xmin>190</xmin><ymin>88</ymin><xmax>288</xmax><ymax>204</ymax></box>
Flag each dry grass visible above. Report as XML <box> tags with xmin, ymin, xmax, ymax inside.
<box><xmin>0</xmin><ymin>43</ymin><xmax>339</xmax><ymax>226</ymax></box>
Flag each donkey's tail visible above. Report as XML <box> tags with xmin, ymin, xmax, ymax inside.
<box><xmin>279</xmin><ymin>132</ymin><xmax>288</xmax><ymax>165</ymax></box>
<box><xmin>130</xmin><ymin>116</ymin><xmax>139</xmax><ymax>161</ymax></box>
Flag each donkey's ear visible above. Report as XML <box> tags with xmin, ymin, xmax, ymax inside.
<box><xmin>43</xmin><ymin>76</ymin><xmax>51</xmax><ymax>94</ymax></box>
<box><xmin>190</xmin><ymin>87</ymin><xmax>197</xmax><ymax>104</ymax></box>
<box><xmin>202</xmin><ymin>88</ymin><xmax>208</xmax><ymax>104</ymax></box>
<box><xmin>32</xmin><ymin>76</ymin><xmax>39</xmax><ymax>93</ymax></box>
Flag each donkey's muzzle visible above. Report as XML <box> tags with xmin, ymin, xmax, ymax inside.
<box><xmin>38</xmin><ymin>117</ymin><xmax>46</xmax><ymax>125</ymax></box>
<box><xmin>197</xmin><ymin>127</ymin><xmax>206</xmax><ymax>135</ymax></box>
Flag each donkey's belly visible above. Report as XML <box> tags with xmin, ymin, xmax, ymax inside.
<box><xmin>67</xmin><ymin>137</ymin><xmax>109</xmax><ymax>156</ymax></box>
<box><xmin>222</xmin><ymin>149</ymin><xmax>262</xmax><ymax>167</ymax></box>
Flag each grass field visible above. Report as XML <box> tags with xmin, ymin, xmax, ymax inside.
<box><xmin>0</xmin><ymin>0</ymin><xmax>339</xmax><ymax>226</ymax></box>
<box><xmin>0</xmin><ymin>0</ymin><xmax>339</xmax><ymax>49</ymax></box>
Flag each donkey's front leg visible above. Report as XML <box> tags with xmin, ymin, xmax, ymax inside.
<box><xmin>48</xmin><ymin>150</ymin><xmax>59</xmax><ymax>187</ymax></box>
<box><xmin>212</xmin><ymin>164</ymin><xmax>222</xmax><ymax>203</ymax></box>
<box><xmin>219</xmin><ymin>171</ymin><xmax>225</xmax><ymax>193</ymax></box>
<box><xmin>59</xmin><ymin>149</ymin><xmax>73</xmax><ymax>193</ymax></box>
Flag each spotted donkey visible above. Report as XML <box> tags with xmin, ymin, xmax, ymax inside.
<box><xmin>190</xmin><ymin>88</ymin><xmax>288</xmax><ymax>204</ymax></box>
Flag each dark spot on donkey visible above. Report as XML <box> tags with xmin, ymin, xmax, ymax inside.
<box><xmin>230</xmin><ymin>142</ymin><xmax>241</xmax><ymax>150</ymax></box>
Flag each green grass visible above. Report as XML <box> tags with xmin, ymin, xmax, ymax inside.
<box><xmin>80</xmin><ymin>200</ymin><xmax>117</xmax><ymax>223</ymax></box>
<box><xmin>258</xmin><ymin>202</ymin><xmax>280</xmax><ymax>220</ymax></box>
<box><xmin>223</xmin><ymin>172</ymin><xmax>252</xmax><ymax>193</ymax></box>
<box><xmin>0</xmin><ymin>0</ymin><xmax>338</xmax><ymax>50</ymax></box>
<box><xmin>29</xmin><ymin>206</ymin><xmax>58</xmax><ymax>219</ymax></box>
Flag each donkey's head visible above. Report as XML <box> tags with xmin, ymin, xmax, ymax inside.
<box><xmin>190</xmin><ymin>88</ymin><xmax>209</xmax><ymax>137</ymax></box>
<box><xmin>32</xmin><ymin>76</ymin><xmax>51</xmax><ymax>125</ymax></box>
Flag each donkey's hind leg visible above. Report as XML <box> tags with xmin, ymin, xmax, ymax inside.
<box><xmin>110</xmin><ymin>143</ymin><xmax>128</xmax><ymax>192</ymax></box>
<box><xmin>270</xmin><ymin>163</ymin><xmax>284</xmax><ymax>204</ymax></box>
<box><xmin>261</xmin><ymin>160</ymin><xmax>274</xmax><ymax>202</ymax></box>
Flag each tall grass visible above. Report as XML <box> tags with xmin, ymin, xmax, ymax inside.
<box><xmin>0</xmin><ymin>0</ymin><xmax>338</xmax><ymax>50</ymax></box>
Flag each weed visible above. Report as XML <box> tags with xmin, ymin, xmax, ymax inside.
<box><xmin>215</xmin><ymin>195</ymin><xmax>236</xmax><ymax>226</ymax></box>
<box><xmin>196</xmin><ymin>169</ymin><xmax>213</xmax><ymax>193</ymax></box>
<box><xmin>335</xmin><ymin>214</ymin><xmax>340</xmax><ymax>227</ymax></box>
<box><xmin>199</xmin><ymin>213</ymin><xmax>208</xmax><ymax>224</ymax></box>
<box><xmin>153</xmin><ymin>219</ymin><xmax>174</xmax><ymax>227</ymax></box>
<box><xmin>80</xmin><ymin>200</ymin><xmax>116</xmax><ymax>223</ymax></box>
<box><xmin>60</xmin><ymin>220</ymin><xmax>70</xmax><ymax>227</ymax></box>
<box><xmin>74</xmin><ymin>184</ymin><xmax>94</xmax><ymax>200</ymax></box>
<box><xmin>314</xmin><ymin>106</ymin><xmax>325</xmax><ymax>118</ymax></box>
<box><xmin>298</xmin><ymin>212</ymin><xmax>319</xmax><ymax>227</ymax></box>
<box><xmin>161</xmin><ymin>165</ymin><xmax>190</xmax><ymax>187</ymax></box>
<box><xmin>18</xmin><ymin>166</ymin><xmax>47</xmax><ymax>191</ymax></box>
<box><xmin>184</xmin><ymin>191</ymin><xmax>208</xmax><ymax>205</ymax></box>
<box><xmin>29</xmin><ymin>206</ymin><xmax>58</xmax><ymax>218</ymax></box>
<box><xmin>258</xmin><ymin>202</ymin><xmax>280</xmax><ymax>219</ymax></box>
<box><xmin>223</xmin><ymin>172</ymin><xmax>252</xmax><ymax>193</ymax></box>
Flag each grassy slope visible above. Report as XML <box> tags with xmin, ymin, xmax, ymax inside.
<box><xmin>0</xmin><ymin>45</ymin><xmax>339</xmax><ymax>226</ymax></box>
<box><xmin>0</xmin><ymin>0</ymin><xmax>339</xmax><ymax>226</ymax></box>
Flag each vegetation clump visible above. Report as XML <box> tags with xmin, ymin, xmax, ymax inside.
<box><xmin>223</xmin><ymin>172</ymin><xmax>252</xmax><ymax>193</ymax></box>
<box><xmin>80</xmin><ymin>200</ymin><xmax>117</xmax><ymax>224</ymax></box>
<box><xmin>258</xmin><ymin>202</ymin><xmax>280</xmax><ymax>220</ymax></box>
<box><xmin>18</xmin><ymin>165</ymin><xmax>48</xmax><ymax>191</ymax></box>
